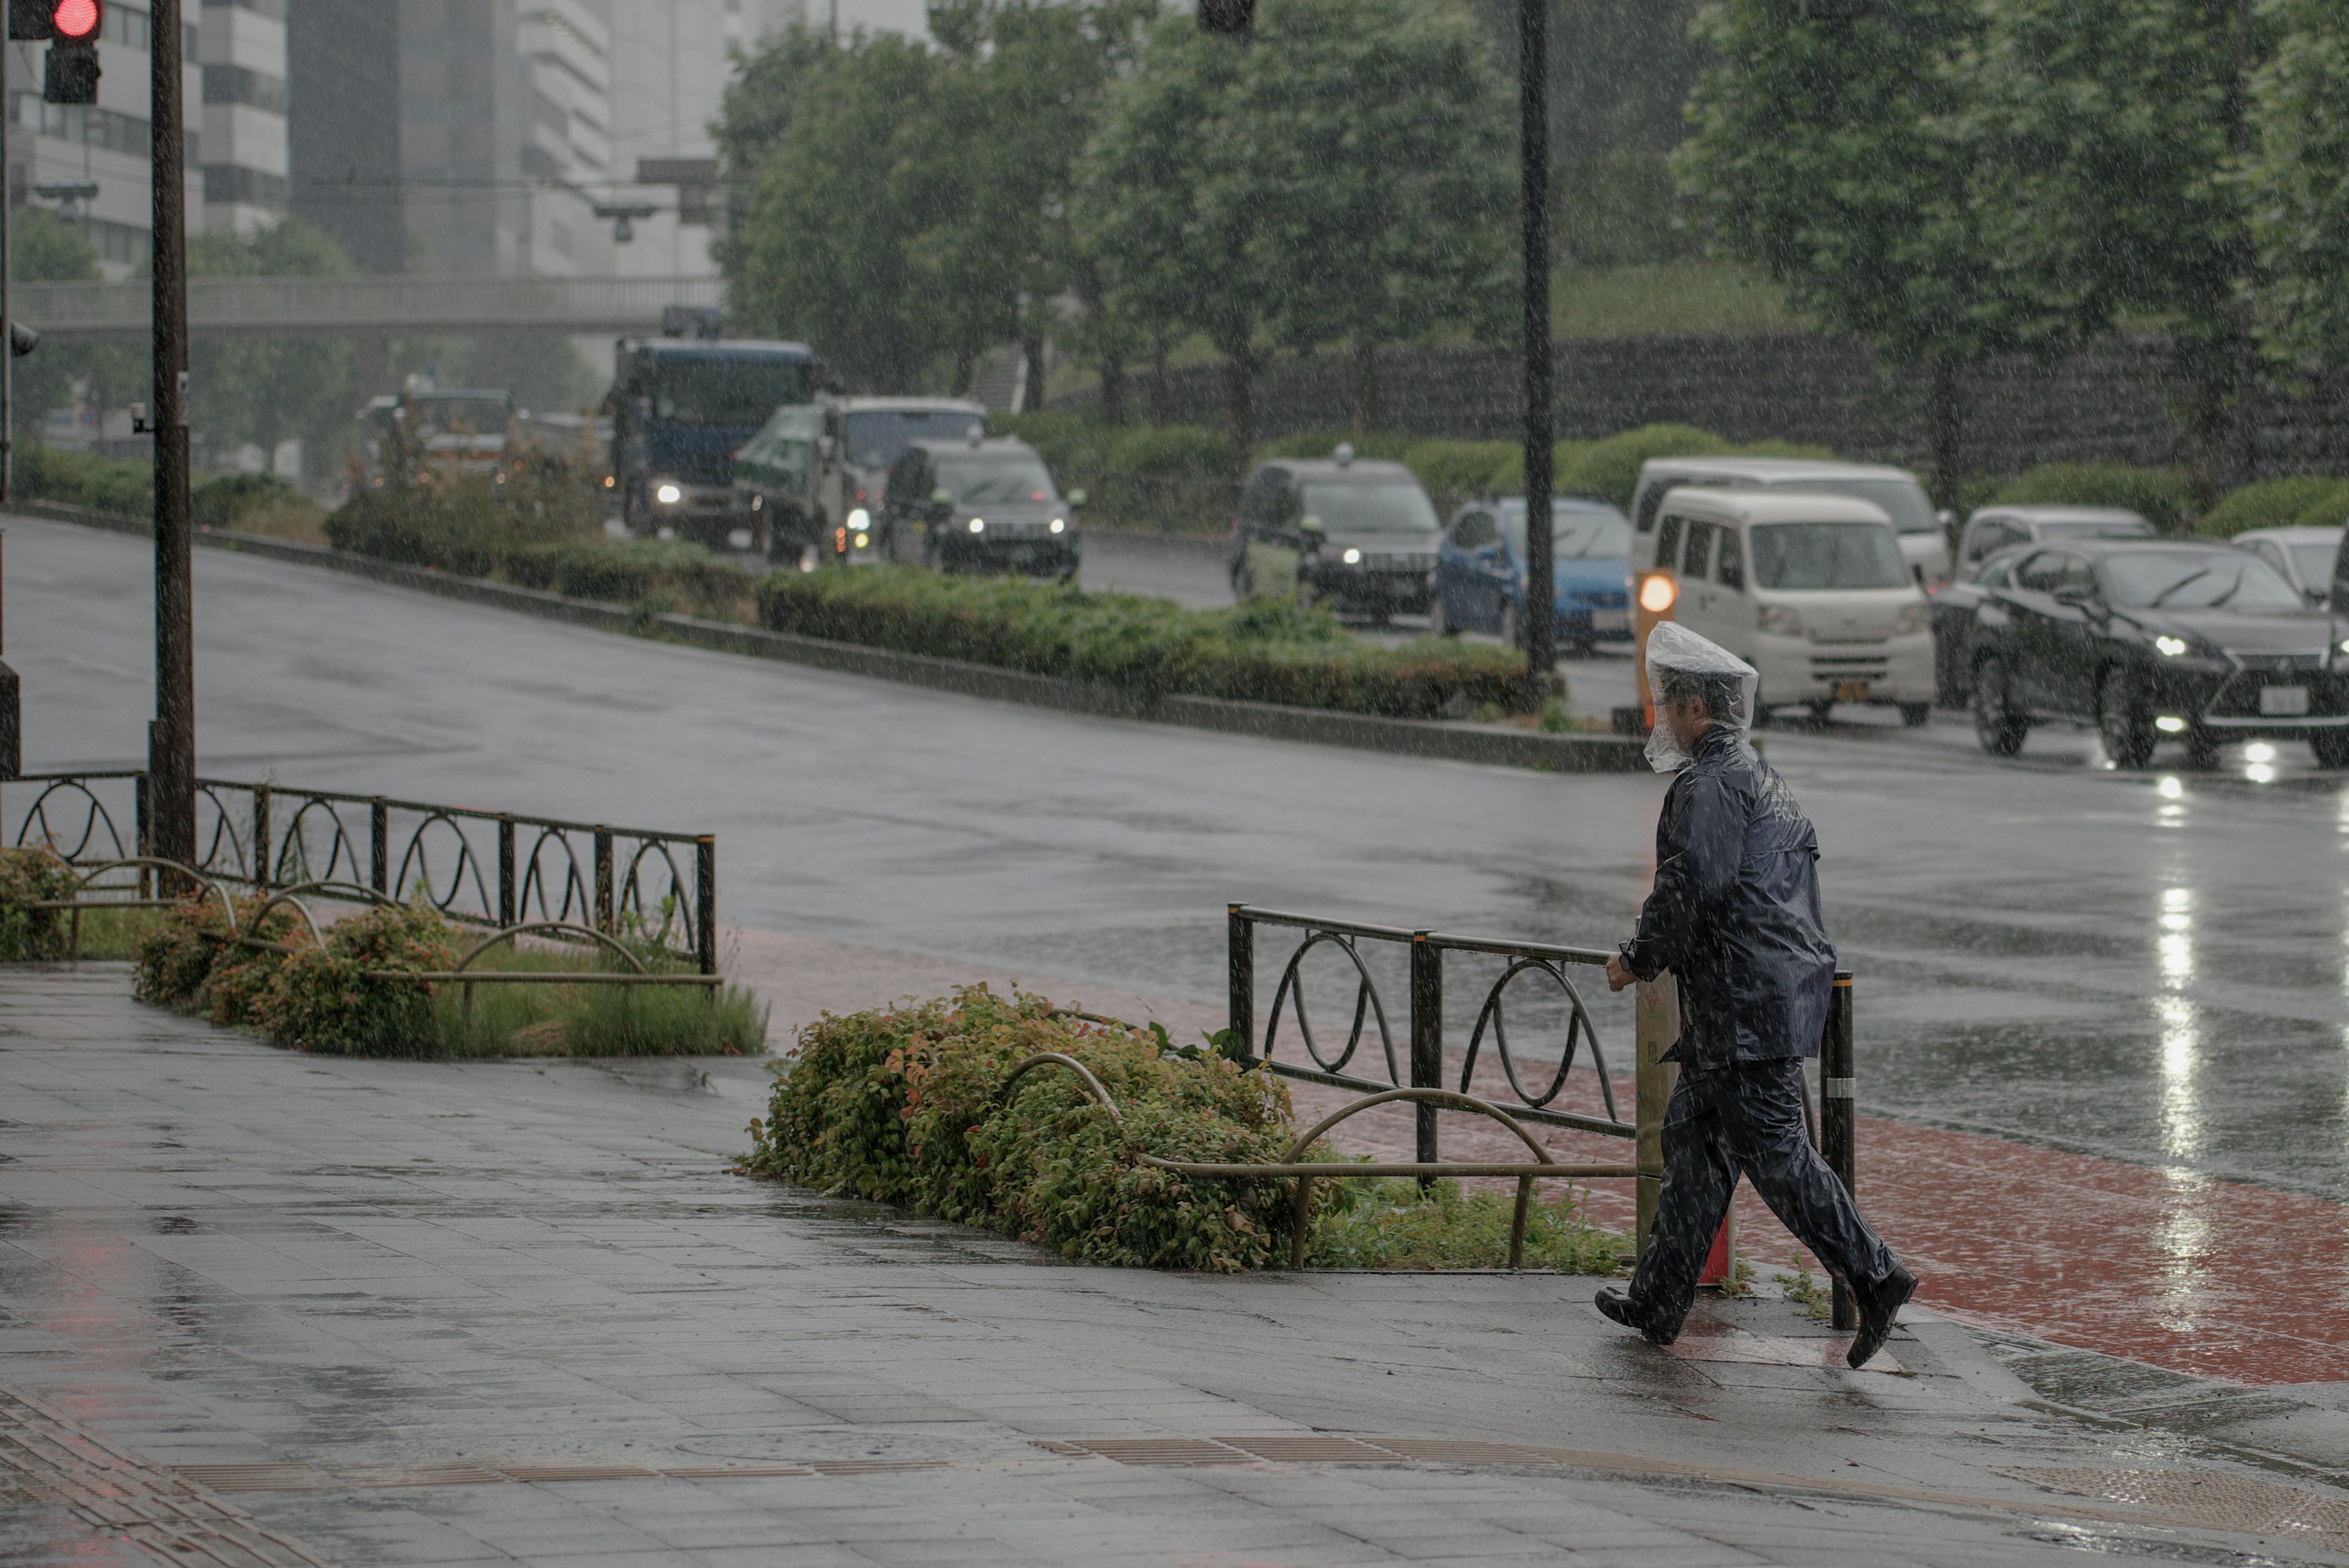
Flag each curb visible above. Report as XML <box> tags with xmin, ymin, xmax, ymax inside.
<box><xmin>11</xmin><ymin>498</ymin><xmax>1648</xmax><ymax>775</ymax></box>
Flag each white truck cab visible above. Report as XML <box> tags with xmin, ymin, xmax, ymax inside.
<box><xmin>1631</xmin><ymin>456</ymin><xmax>1951</xmax><ymax>591</ymax></box>
<box><xmin>1648</xmin><ymin>487</ymin><xmax>1935</xmax><ymax>724</ymax></box>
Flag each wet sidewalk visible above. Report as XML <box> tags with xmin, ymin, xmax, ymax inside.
<box><xmin>10</xmin><ymin>965</ymin><xmax>2349</xmax><ymax>1566</ymax></box>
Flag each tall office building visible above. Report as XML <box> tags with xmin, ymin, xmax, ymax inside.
<box><xmin>288</xmin><ymin>0</ymin><xmax>402</xmax><ymax>270</ymax></box>
<box><xmin>198</xmin><ymin>0</ymin><xmax>290</xmax><ymax>232</ymax></box>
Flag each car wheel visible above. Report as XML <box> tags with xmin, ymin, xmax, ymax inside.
<box><xmin>1806</xmin><ymin>700</ymin><xmax>1834</xmax><ymax>726</ymax></box>
<box><xmin>1972</xmin><ymin>658</ymin><xmax>2028</xmax><ymax>757</ymax></box>
<box><xmin>1498</xmin><ymin>600</ymin><xmax>1520</xmax><ymax>650</ymax></box>
<box><xmin>1428</xmin><ymin>594</ymin><xmax>1455</xmax><ymax>637</ymax></box>
<box><xmin>2097</xmin><ymin>665</ymin><xmax>2156</xmax><ymax>768</ymax></box>
<box><xmin>1899</xmin><ymin>702</ymin><xmax>1931</xmax><ymax>728</ymax></box>
<box><xmin>2313</xmin><ymin>730</ymin><xmax>2349</xmax><ymax>769</ymax></box>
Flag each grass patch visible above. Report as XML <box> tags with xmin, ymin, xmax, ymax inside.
<box><xmin>420</xmin><ymin>937</ymin><xmax>766</xmax><ymax>1058</ymax></box>
<box><xmin>1553</xmin><ymin>260</ymin><xmax>1803</xmax><ymax>340</ymax></box>
<box><xmin>1775</xmin><ymin>1255</ymin><xmax>1832</xmax><ymax>1320</ymax></box>
<box><xmin>1306</xmin><ymin>1176</ymin><xmax>1629</xmax><ymax>1272</ymax></box>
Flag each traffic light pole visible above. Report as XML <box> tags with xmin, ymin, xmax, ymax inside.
<box><xmin>148</xmin><ymin>0</ymin><xmax>195</xmax><ymax>876</ymax></box>
<box><xmin>1519</xmin><ymin>0</ymin><xmax>1554</xmax><ymax>699</ymax></box>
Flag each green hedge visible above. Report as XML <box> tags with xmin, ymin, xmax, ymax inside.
<box><xmin>17</xmin><ymin>445</ymin><xmax>155</xmax><ymax>515</ymax></box>
<box><xmin>2199</xmin><ymin>475</ymin><xmax>2349</xmax><ymax>538</ymax></box>
<box><xmin>192</xmin><ymin>472</ymin><xmax>302</xmax><ymax>531</ymax></box>
<box><xmin>1992</xmin><ymin>463</ymin><xmax>2197</xmax><ymax>533</ymax></box>
<box><xmin>756</xmin><ymin>567</ymin><xmax>1547</xmax><ymax>717</ymax></box>
<box><xmin>740</xmin><ymin>987</ymin><xmax>1314</xmax><ymax>1270</ymax></box>
<box><xmin>0</xmin><ymin>846</ymin><xmax>76</xmax><ymax>960</ymax></box>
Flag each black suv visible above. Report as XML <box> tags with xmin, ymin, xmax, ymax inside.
<box><xmin>1230</xmin><ymin>450</ymin><xmax>1441</xmax><ymax>620</ymax></box>
<box><xmin>883</xmin><ymin>436</ymin><xmax>1080</xmax><ymax>578</ymax></box>
<box><xmin>1964</xmin><ymin>537</ymin><xmax>2349</xmax><ymax>767</ymax></box>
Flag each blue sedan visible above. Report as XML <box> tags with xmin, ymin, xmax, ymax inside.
<box><xmin>1431</xmin><ymin>497</ymin><xmax>1633</xmax><ymax>652</ymax></box>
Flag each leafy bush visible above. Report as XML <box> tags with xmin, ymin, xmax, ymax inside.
<box><xmin>1558</xmin><ymin>423</ymin><xmax>1737</xmax><ymax>511</ymax></box>
<box><xmin>193</xmin><ymin>472</ymin><xmax>301</xmax><ymax>531</ymax></box>
<box><xmin>756</xmin><ymin>566</ymin><xmax>1547</xmax><ymax>716</ymax></box>
<box><xmin>742</xmin><ymin>987</ymin><xmax>1313</xmax><ymax>1270</ymax></box>
<box><xmin>1994</xmin><ymin>463</ymin><xmax>2197</xmax><ymax>534</ymax></box>
<box><xmin>249</xmin><ymin>902</ymin><xmax>461</xmax><ymax>1056</ymax></box>
<box><xmin>2199</xmin><ymin>475</ymin><xmax>2349</xmax><ymax>538</ymax></box>
<box><xmin>0</xmin><ymin>846</ymin><xmax>76</xmax><ymax>960</ymax></box>
<box><xmin>17</xmin><ymin>445</ymin><xmax>155</xmax><ymax>516</ymax></box>
<box><xmin>1307</xmin><ymin>1176</ymin><xmax>1628</xmax><ymax>1271</ymax></box>
<box><xmin>500</xmin><ymin>538</ymin><xmax>756</xmax><ymax>615</ymax></box>
<box><xmin>133</xmin><ymin>890</ymin><xmax>243</xmax><ymax>1006</ymax></box>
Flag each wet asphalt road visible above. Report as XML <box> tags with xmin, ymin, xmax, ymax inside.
<box><xmin>9</xmin><ymin>515</ymin><xmax>2348</xmax><ymax>1208</ymax></box>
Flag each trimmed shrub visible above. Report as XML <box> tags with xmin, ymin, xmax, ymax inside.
<box><xmin>742</xmin><ymin>987</ymin><xmax>1313</xmax><ymax>1270</ymax></box>
<box><xmin>1097</xmin><ymin>423</ymin><xmax>1238</xmax><ymax>532</ymax></box>
<box><xmin>250</xmin><ymin>902</ymin><xmax>461</xmax><ymax>1057</ymax></box>
<box><xmin>755</xmin><ymin>566</ymin><xmax>1546</xmax><ymax>716</ymax></box>
<box><xmin>1994</xmin><ymin>463</ymin><xmax>2197</xmax><ymax>534</ymax></box>
<box><xmin>134</xmin><ymin>891</ymin><xmax>241</xmax><ymax>1007</ymax></box>
<box><xmin>501</xmin><ymin>538</ymin><xmax>755</xmax><ymax>613</ymax></box>
<box><xmin>17</xmin><ymin>445</ymin><xmax>155</xmax><ymax>516</ymax></box>
<box><xmin>1560</xmin><ymin>423</ymin><xmax>1737</xmax><ymax>511</ymax></box>
<box><xmin>193</xmin><ymin>472</ymin><xmax>301</xmax><ymax>531</ymax></box>
<box><xmin>2199</xmin><ymin>475</ymin><xmax>2349</xmax><ymax>538</ymax></box>
<box><xmin>0</xmin><ymin>846</ymin><xmax>76</xmax><ymax>960</ymax></box>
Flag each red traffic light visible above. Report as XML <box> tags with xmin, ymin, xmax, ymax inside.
<box><xmin>51</xmin><ymin>0</ymin><xmax>97</xmax><ymax>40</ymax></box>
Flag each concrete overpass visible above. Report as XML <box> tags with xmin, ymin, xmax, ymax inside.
<box><xmin>10</xmin><ymin>274</ymin><xmax>725</xmax><ymax>341</ymax></box>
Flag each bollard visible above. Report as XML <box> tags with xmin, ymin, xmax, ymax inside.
<box><xmin>1633</xmin><ymin>972</ymin><xmax>1677</xmax><ymax>1255</ymax></box>
<box><xmin>1227</xmin><ymin>904</ymin><xmax>1254</xmax><ymax>1055</ymax></box>
<box><xmin>251</xmin><ymin>784</ymin><xmax>270</xmax><ymax>891</ymax></box>
<box><xmin>1823</xmin><ymin>970</ymin><xmax>1856</xmax><ymax>1329</ymax></box>
<box><xmin>1409</xmin><ymin>932</ymin><xmax>1442</xmax><ymax>1179</ymax></box>
<box><xmin>695</xmin><ymin>835</ymin><xmax>717</xmax><ymax>977</ymax></box>
<box><xmin>370</xmin><ymin>797</ymin><xmax>390</xmax><ymax>896</ymax></box>
<box><xmin>593</xmin><ymin>826</ymin><xmax>615</xmax><ymax>934</ymax></box>
<box><xmin>496</xmin><ymin>816</ymin><xmax>516</xmax><ymax>928</ymax></box>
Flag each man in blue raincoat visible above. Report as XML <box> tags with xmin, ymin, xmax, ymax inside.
<box><xmin>1596</xmin><ymin>623</ymin><xmax>1914</xmax><ymax>1369</ymax></box>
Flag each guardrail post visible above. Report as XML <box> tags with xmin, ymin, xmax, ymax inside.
<box><xmin>1633</xmin><ymin>972</ymin><xmax>1677</xmax><ymax>1257</ymax></box>
<box><xmin>251</xmin><ymin>784</ymin><xmax>270</xmax><ymax>890</ymax></box>
<box><xmin>695</xmin><ymin>834</ymin><xmax>716</xmax><ymax>977</ymax></box>
<box><xmin>1824</xmin><ymin>970</ymin><xmax>1856</xmax><ymax>1330</ymax></box>
<box><xmin>593</xmin><ymin>826</ymin><xmax>614</xmax><ymax>934</ymax></box>
<box><xmin>1227</xmin><ymin>904</ymin><xmax>1253</xmax><ymax>1055</ymax></box>
<box><xmin>1410</xmin><ymin>932</ymin><xmax>1441</xmax><ymax>1179</ymax></box>
<box><xmin>369</xmin><ymin>797</ymin><xmax>389</xmax><ymax>895</ymax></box>
<box><xmin>497</xmin><ymin>815</ymin><xmax>516</xmax><ymax>927</ymax></box>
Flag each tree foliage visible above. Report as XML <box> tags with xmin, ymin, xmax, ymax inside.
<box><xmin>2246</xmin><ymin>0</ymin><xmax>2349</xmax><ymax>374</ymax></box>
<box><xmin>189</xmin><ymin>217</ymin><xmax>360</xmax><ymax>467</ymax></box>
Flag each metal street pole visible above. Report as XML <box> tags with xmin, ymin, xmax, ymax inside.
<box><xmin>1519</xmin><ymin>0</ymin><xmax>1554</xmax><ymax>698</ymax></box>
<box><xmin>149</xmin><ymin>0</ymin><xmax>195</xmax><ymax>875</ymax></box>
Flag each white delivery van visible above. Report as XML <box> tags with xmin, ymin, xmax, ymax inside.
<box><xmin>1631</xmin><ymin>456</ymin><xmax>1951</xmax><ymax>590</ymax></box>
<box><xmin>1650</xmin><ymin>487</ymin><xmax>1934</xmax><ymax>725</ymax></box>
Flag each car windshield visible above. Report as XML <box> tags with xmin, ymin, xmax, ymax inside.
<box><xmin>935</xmin><ymin>458</ymin><xmax>1057</xmax><ymax>505</ymax></box>
<box><xmin>1299</xmin><ymin>482</ymin><xmax>1439</xmax><ymax>534</ymax></box>
<box><xmin>1750</xmin><ymin>522</ymin><xmax>1910</xmax><ymax>590</ymax></box>
<box><xmin>2103</xmin><ymin>550</ymin><xmax>2306</xmax><ymax>612</ymax></box>
<box><xmin>647</xmin><ymin>359</ymin><xmax>813</xmax><ymax>427</ymax></box>
<box><xmin>2038</xmin><ymin>519</ymin><xmax>2151</xmax><ymax>540</ymax></box>
<box><xmin>846</xmin><ymin>409</ymin><xmax>986</xmax><ymax>470</ymax></box>
<box><xmin>1766</xmin><ymin>477</ymin><xmax>1937</xmax><ymax>535</ymax></box>
<box><xmin>2291</xmin><ymin>541</ymin><xmax>2337</xmax><ymax>586</ymax></box>
<box><xmin>410</xmin><ymin>395</ymin><xmax>508</xmax><ymax>432</ymax></box>
<box><xmin>1501</xmin><ymin>503</ymin><xmax>1632</xmax><ymax>560</ymax></box>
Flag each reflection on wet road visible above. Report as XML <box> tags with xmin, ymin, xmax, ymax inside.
<box><xmin>7</xmin><ymin>517</ymin><xmax>2348</xmax><ymax>1348</ymax></box>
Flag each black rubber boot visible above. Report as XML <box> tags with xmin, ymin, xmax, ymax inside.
<box><xmin>1846</xmin><ymin>1264</ymin><xmax>1917</xmax><ymax>1369</ymax></box>
<box><xmin>1594</xmin><ymin>1287</ymin><xmax>1677</xmax><ymax>1347</ymax></box>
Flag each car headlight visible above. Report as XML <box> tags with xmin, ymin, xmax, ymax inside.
<box><xmin>1342</xmin><ymin>547</ymin><xmax>1361</xmax><ymax>565</ymax></box>
<box><xmin>1893</xmin><ymin>603</ymin><xmax>1927</xmax><ymax>636</ymax></box>
<box><xmin>2155</xmin><ymin>635</ymin><xmax>2189</xmax><ymax>657</ymax></box>
<box><xmin>968</xmin><ymin>518</ymin><xmax>985</xmax><ymax>533</ymax></box>
<box><xmin>847</xmin><ymin>507</ymin><xmax>870</xmax><ymax>529</ymax></box>
<box><xmin>1050</xmin><ymin>518</ymin><xmax>1064</xmax><ymax>534</ymax></box>
<box><xmin>655</xmin><ymin>483</ymin><xmax>682</xmax><ymax>505</ymax></box>
<box><xmin>1758</xmin><ymin>604</ymin><xmax>1803</xmax><ymax>636</ymax></box>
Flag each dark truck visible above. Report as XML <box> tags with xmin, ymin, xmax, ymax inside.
<box><xmin>609</xmin><ymin>337</ymin><xmax>820</xmax><ymax>543</ymax></box>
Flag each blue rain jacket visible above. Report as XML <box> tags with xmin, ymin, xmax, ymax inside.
<box><xmin>1617</xmin><ymin>725</ymin><xmax>1836</xmax><ymax>1069</ymax></box>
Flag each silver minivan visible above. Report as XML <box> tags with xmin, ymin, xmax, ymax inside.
<box><xmin>1631</xmin><ymin>457</ymin><xmax>1951</xmax><ymax>590</ymax></box>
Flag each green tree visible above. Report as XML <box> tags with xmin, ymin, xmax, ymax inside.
<box><xmin>1677</xmin><ymin>0</ymin><xmax>2033</xmax><ymax>508</ymax></box>
<box><xmin>1973</xmin><ymin>0</ymin><xmax>2269</xmax><ymax>501</ymax></box>
<box><xmin>9</xmin><ymin>212</ymin><xmax>144</xmax><ymax>445</ymax></box>
<box><xmin>189</xmin><ymin>217</ymin><xmax>360</xmax><ymax>476</ymax></box>
<box><xmin>2245</xmin><ymin>0</ymin><xmax>2349</xmax><ymax>378</ymax></box>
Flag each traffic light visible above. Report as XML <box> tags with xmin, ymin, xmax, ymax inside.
<box><xmin>43</xmin><ymin>0</ymin><xmax>100</xmax><ymax>105</ymax></box>
<box><xmin>1198</xmin><ymin>0</ymin><xmax>1252</xmax><ymax>34</ymax></box>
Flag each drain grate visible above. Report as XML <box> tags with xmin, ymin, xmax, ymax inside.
<box><xmin>1998</xmin><ymin>1467</ymin><xmax>2349</xmax><ymax>1551</ymax></box>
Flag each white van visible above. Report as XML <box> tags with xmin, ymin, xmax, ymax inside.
<box><xmin>1650</xmin><ymin>488</ymin><xmax>1934</xmax><ymax>724</ymax></box>
<box><xmin>1631</xmin><ymin>457</ymin><xmax>1951</xmax><ymax>590</ymax></box>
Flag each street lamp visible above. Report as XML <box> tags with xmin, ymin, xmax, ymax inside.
<box><xmin>33</xmin><ymin>180</ymin><xmax>98</xmax><ymax>221</ymax></box>
<box><xmin>593</xmin><ymin>201</ymin><xmax>659</xmax><ymax>245</ymax></box>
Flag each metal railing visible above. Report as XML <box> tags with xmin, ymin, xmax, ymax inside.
<box><xmin>4</xmin><ymin>772</ymin><xmax>716</xmax><ymax>973</ymax></box>
<box><xmin>12</xmin><ymin>273</ymin><xmax>727</xmax><ymax>341</ymax></box>
<box><xmin>1226</xmin><ymin>902</ymin><xmax>1857</xmax><ymax>1309</ymax></box>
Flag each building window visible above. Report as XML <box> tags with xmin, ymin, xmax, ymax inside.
<box><xmin>199</xmin><ymin>0</ymin><xmax>288</xmax><ymax>18</ymax></box>
<box><xmin>202</xmin><ymin>164</ymin><xmax>287</xmax><ymax>208</ymax></box>
<box><xmin>105</xmin><ymin>6</ymin><xmax>152</xmax><ymax>49</ymax></box>
<box><xmin>10</xmin><ymin>94</ymin><xmax>169</xmax><ymax>161</ymax></box>
<box><xmin>202</xmin><ymin>65</ymin><xmax>288</xmax><ymax>116</ymax></box>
